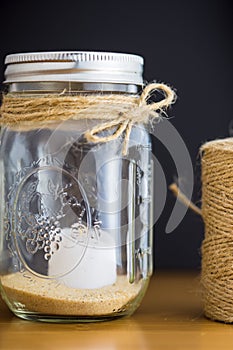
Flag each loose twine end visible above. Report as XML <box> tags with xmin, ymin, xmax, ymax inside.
<box><xmin>169</xmin><ymin>182</ymin><xmax>202</xmax><ymax>216</ymax></box>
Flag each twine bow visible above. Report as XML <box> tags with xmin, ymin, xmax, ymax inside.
<box><xmin>0</xmin><ymin>82</ymin><xmax>176</xmax><ymax>155</ymax></box>
<box><xmin>84</xmin><ymin>83</ymin><xmax>176</xmax><ymax>155</ymax></box>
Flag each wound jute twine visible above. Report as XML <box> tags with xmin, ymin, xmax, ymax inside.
<box><xmin>201</xmin><ymin>138</ymin><xmax>233</xmax><ymax>323</ymax></box>
<box><xmin>0</xmin><ymin>83</ymin><xmax>175</xmax><ymax>156</ymax></box>
<box><xmin>170</xmin><ymin>137</ymin><xmax>233</xmax><ymax>323</ymax></box>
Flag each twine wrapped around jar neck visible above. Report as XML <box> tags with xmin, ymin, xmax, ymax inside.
<box><xmin>0</xmin><ymin>83</ymin><xmax>176</xmax><ymax>155</ymax></box>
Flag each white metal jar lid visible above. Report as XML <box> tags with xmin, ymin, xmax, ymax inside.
<box><xmin>4</xmin><ymin>51</ymin><xmax>144</xmax><ymax>85</ymax></box>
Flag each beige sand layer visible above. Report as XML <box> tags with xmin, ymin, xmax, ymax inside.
<box><xmin>1</xmin><ymin>273</ymin><xmax>142</xmax><ymax>316</ymax></box>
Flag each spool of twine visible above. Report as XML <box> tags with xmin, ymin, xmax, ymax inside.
<box><xmin>201</xmin><ymin>138</ymin><xmax>233</xmax><ymax>322</ymax></box>
<box><xmin>170</xmin><ymin>137</ymin><xmax>233</xmax><ymax>323</ymax></box>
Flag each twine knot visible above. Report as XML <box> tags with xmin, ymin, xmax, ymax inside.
<box><xmin>84</xmin><ymin>83</ymin><xmax>176</xmax><ymax>154</ymax></box>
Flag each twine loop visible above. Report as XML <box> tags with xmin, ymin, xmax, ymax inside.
<box><xmin>0</xmin><ymin>82</ymin><xmax>176</xmax><ymax>155</ymax></box>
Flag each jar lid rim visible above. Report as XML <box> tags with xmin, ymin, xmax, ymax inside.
<box><xmin>3</xmin><ymin>51</ymin><xmax>144</xmax><ymax>85</ymax></box>
<box><xmin>5</xmin><ymin>51</ymin><xmax>144</xmax><ymax>65</ymax></box>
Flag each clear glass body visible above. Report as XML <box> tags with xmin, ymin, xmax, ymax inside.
<box><xmin>0</xmin><ymin>83</ymin><xmax>153</xmax><ymax>322</ymax></box>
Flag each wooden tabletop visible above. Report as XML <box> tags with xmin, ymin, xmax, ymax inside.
<box><xmin>1</xmin><ymin>271</ymin><xmax>233</xmax><ymax>350</ymax></box>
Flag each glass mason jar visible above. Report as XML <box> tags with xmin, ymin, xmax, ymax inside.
<box><xmin>0</xmin><ymin>51</ymin><xmax>153</xmax><ymax>322</ymax></box>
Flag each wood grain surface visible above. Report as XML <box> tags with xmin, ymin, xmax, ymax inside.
<box><xmin>1</xmin><ymin>271</ymin><xmax>233</xmax><ymax>350</ymax></box>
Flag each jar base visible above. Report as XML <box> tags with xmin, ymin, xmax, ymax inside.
<box><xmin>1</xmin><ymin>273</ymin><xmax>150</xmax><ymax>323</ymax></box>
<box><xmin>12</xmin><ymin>310</ymin><xmax>129</xmax><ymax>323</ymax></box>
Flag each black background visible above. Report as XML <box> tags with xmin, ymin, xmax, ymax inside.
<box><xmin>0</xmin><ymin>0</ymin><xmax>232</xmax><ymax>270</ymax></box>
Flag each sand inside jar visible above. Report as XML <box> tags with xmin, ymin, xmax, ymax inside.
<box><xmin>1</xmin><ymin>273</ymin><xmax>143</xmax><ymax>316</ymax></box>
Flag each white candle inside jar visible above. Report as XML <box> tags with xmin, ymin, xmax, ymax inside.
<box><xmin>48</xmin><ymin>224</ymin><xmax>116</xmax><ymax>289</ymax></box>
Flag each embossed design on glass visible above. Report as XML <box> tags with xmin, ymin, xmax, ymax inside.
<box><xmin>13</xmin><ymin>167</ymin><xmax>90</xmax><ymax>277</ymax></box>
